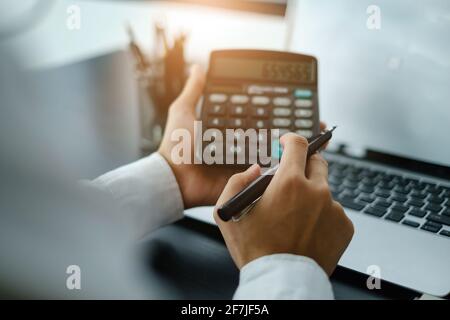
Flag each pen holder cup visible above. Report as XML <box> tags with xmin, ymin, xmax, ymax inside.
<box><xmin>135</xmin><ymin>69</ymin><xmax>165</xmax><ymax>155</ymax></box>
<box><xmin>135</xmin><ymin>59</ymin><xmax>189</xmax><ymax>156</ymax></box>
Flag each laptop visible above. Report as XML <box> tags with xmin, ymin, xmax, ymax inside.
<box><xmin>186</xmin><ymin>0</ymin><xmax>450</xmax><ymax>296</ymax></box>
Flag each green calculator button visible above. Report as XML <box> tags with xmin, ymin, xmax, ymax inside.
<box><xmin>271</xmin><ymin>139</ymin><xmax>283</xmax><ymax>160</ymax></box>
<box><xmin>294</xmin><ymin>89</ymin><xmax>313</xmax><ymax>99</ymax></box>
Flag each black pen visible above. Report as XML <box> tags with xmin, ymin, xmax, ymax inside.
<box><xmin>217</xmin><ymin>126</ymin><xmax>337</xmax><ymax>222</ymax></box>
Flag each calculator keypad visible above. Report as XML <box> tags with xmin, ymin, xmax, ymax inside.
<box><xmin>201</xmin><ymin>84</ymin><xmax>319</xmax><ymax>165</ymax></box>
<box><xmin>204</xmin><ymin>89</ymin><xmax>316</xmax><ymax>133</ymax></box>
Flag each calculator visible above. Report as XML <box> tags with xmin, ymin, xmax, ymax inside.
<box><xmin>198</xmin><ymin>50</ymin><xmax>320</xmax><ymax>166</ymax></box>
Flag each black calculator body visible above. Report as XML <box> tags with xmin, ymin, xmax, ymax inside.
<box><xmin>198</xmin><ymin>50</ymin><xmax>320</xmax><ymax>166</ymax></box>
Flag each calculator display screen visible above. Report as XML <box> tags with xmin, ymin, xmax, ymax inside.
<box><xmin>211</xmin><ymin>57</ymin><xmax>315</xmax><ymax>84</ymax></box>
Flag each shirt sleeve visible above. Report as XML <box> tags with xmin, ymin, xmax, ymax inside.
<box><xmin>87</xmin><ymin>152</ymin><xmax>184</xmax><ymax>239</ymax></box>
<box><xmin>234</xmin><ymin>254</ymin><xmax>334</xmax><ymax>300</ymax></box>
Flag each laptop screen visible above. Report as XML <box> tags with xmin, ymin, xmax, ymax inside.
<box><xmin>289</xmin><ymin>0</ymin><xmax>450</xmax><ymax>167</ymax></box>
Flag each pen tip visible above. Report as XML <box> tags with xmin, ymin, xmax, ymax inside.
<box><xmin>330</xmin><ymin>126</ymin><xmax>337</xmax><ymax>132</ymax></box>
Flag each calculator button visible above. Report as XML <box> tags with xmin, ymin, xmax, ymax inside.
<box><xmin>252</xmin><ymin>107</ymin><xmax>269</xmax><ymax>118</ymax></box>
<box><xmin>273</xmin><ymin>118</ymin><xmax>292</xmax><ymax>127</ymax></box>
<box><xmin>294</xmin><ymin>99</ymin><xmax>313</xmax><ymax>108</ymax></box>
<box><xmin>253</xmin><ymin>119</ymin><xmax>270</xmax><ymax>129</ymax></box>
<box><xmin>208</xmin><ymin>104</ymin><xmax>226</xmax><ymax>115</ymax></box>
<box><xmin>209</xmin><ymin>93</ymin><xmax>227</xmax><ymax>103</ymax></box>
<box><xmin>273</xmin><ymin>108</ymin><xmax>292</xmax><ymax>117</ymax></box>
<box><xmin>228</xmin><ymin>118</ymin><xmax>246</xmax><ymax>128</ymax></box>
<box><xmin>230</xmin><ymin>95</ymin><xmax>249</xmax><ymax>104</ymax></box>
<box><xmin>208</xmin><ymin>117</ymin><xmax>225</xmax><ymax>128</ymax></box>
<box><xmin>295</xmin><ymin>119</ymin><xmax>313</xmax><ymax>129</ymax></box>
<box><xmin>294</xmin><ymin>89</ymin><xmax>313</xmax><ymax>99</ymax></box>
<box><xmin>274</xmin><ymin>87</ymin><xmax>289</xmax><ymax>94</ymax></box>
<box><xmin>230</xmin><ymin>105</ymin><xmax>247</xmax><ymax>116</ymax></box>
<box><xmin>294</xmin><ymin>109</ymin><xmax>313</xmax><ymax>117</ymax></box>
<box><xmin>252</xmin><ymin>96</ymin><xmax>270</xmax><ymax>106</ymax></box>
<box><xmin>273</xmin><ymin>97</ymin><xmax>292</xmax><ymax>107</ymax></box>
<box><xmin>271</xmin><ymin>140</ymin><xmax>283</xmax><ymax>160</ymax></box>
<box><xmin>296</xmin><ymin>130</ymin><xmax>313</xmax><ymax>139</ymax></box>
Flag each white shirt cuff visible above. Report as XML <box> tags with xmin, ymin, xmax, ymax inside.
<box><xmin>90</xmin><ymin>152</ymin><xmax>184</xmax><ymax>239</ymax></box>
<box><xmin>234</xmin><ymin>254</ymin><xmax>334</xmax><ymax>300</ymax></box>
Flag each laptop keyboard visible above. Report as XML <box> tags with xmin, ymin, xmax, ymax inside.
<box><xmin>327</xmin><ymin>159</ymin><xmax>450</xmax><ymax>239</ymax></box>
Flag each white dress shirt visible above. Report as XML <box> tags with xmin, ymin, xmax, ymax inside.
<box><xmin>91</xmin><ymin>152</ymin><xmax>334</xmax><ymax>299</ymax></box>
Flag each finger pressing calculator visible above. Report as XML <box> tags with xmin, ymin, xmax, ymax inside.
<box><xmin>198</xmin><ymin>50</ymin><xmax>320</xmax><ymax>166</ymax></box>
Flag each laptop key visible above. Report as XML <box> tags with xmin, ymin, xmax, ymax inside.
<box><xmin>374</xmin><ymin>200</ymin><xmax>392</xmax><ymax>208</ymax></box>
<box><xmin>391</xmin><ymin>194</ymin><xmax>407</xmax><ymax>203</ymax></box>
<box><xmin>381</xmin><ymin>174</ymin><xmax>395</xmax><ymax>182</ymax></box>
<box><xmin>394</xmin><ymin>186</ymin><xmax>411</xmax><ymax>195</ymax></box>
<box><xmin>347</xmin><ymin>175</ymin><xmax>360</xmax><ymax>183</ymax></box>
<box><xmin>425</xmin><ymin>221</ymin><xmax>442</xmax><ymax>228</ymax></box>
<box><xmin>408</xmin><ymin>199</ymin><xmax>424</xmax><ymax>208</ymax></box>
<box><xmin>343</xmin><ymin>181</ymin><xmax>358</xmax><ymax>189</ymax></box>
<box><xmin>410</xmin><ymin>192</ymin><xmax>427</xmax><ymax>200</ymax></box>
<box><xmin>359</xmin><ymin>195</ymin><xmax>375</xmax><ymax>203</ymax></box>
<box><xmin>405</xmin><ymin>177</ymin><xmax>419</xmax><ymax>185</ymax></box>
<box><xmin>376</xmin><ymin>190</ymin><xmax>391</xmax><ymax>198</ymax></box>
<box><xmin>428</xmin><ymin>195</ymin><xmax>445</xmax><ymax>204</ymax></box>
<box><xmin>427</xmin><ymin>186</ymin><xmax>442</xmax><ymax>195</ymax></box>
<box><xmin>360</xmin><ymin>185</ymin><xmax>375</xmax><ymax>193</ymax></box>
<box><xmin>339</xmin><ymin>194</ymin><xmax>358</xmax><ymax>202</ymax></box>
<box><xmin>391</xmin><ymin>204</ymin><xmax>409</xmax><ymax>213</ymax></box>
<box><xmin>385</xmin><ymin>211</ymin><xmax>405</xmax><ymax>222</ymax></box>
<box><xmin>426</xmin><ymin>214</ymin><xmax>450</xmax><ymax>226</ymax></box>
<box><xmin>341</xmin><ymin>189</ymin><xmax>358</xmax><ymax>198</ymax></box>
<box><xmin>443</xmin><ymin>188</ymin><xmax>450</xmax><ymax>197</ymax></box>
<box><xmin>440</xmin><ymin>230</ymin><xmax>450</xmax><ymax>238</ymax></box>
<box><xmin>402</xmin><ymin>220</ymin><xmax>420</xmax><ymax>228</ymax></box>
<box><xmin>379</xmin><ymin>181</ymin><xmax>394</xmax><ymax>190</ymax></box>
<box><xmin>362</xmin><ymin>179</ymin><xmax>377</xmax><ymax>187</ymax></box>
<box><xmin>361</xmin><ymin>171</ymin><xmax>377</xmax><ymax>178</ymax></box>
<box><xmin>364</xmin><ymin>206</ymin><xmax>386</xmax><ymax>217</ymax></box>
<box><xmin>413</xmin><ymin>183</ymin><xmax>427</xmax><ymax>191</ymax></box>
<box><xmin>338</xmin><ymin>197</ymin><xmax>366</xmax><ymax>211</ymax></box>
<box><xmin>424</xmin><ymin>203</ymin><xmax>443</xmax><ymax>213</ymax></box>
<box><xmin>409</xmin><ymin>208</ymin><xmax>427</xmax><ymax>218</ymax></box>
<box><xmin>442</xmin><ymin>208</ymin><xmax>450</xmax><ymax>217</ymax></box>
<box><xmin>421</xmin><ymin>222</ymin><xmax>442</xmax><ymax>233</ymax></box>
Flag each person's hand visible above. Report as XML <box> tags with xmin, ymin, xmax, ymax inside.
<box><xmin>159</xmin><ymin>65</ymin><xmax>238</xmax><ymax>208</ymax></box>
<box><xmin>159</xmin><ymin>64</ymin><xmax>328</xmax><ymax>209</ymax></box>
<box><xmin>214</xmin><ymin>133</ymin><xmax>354</xmax><ymax>275</ymax></box>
